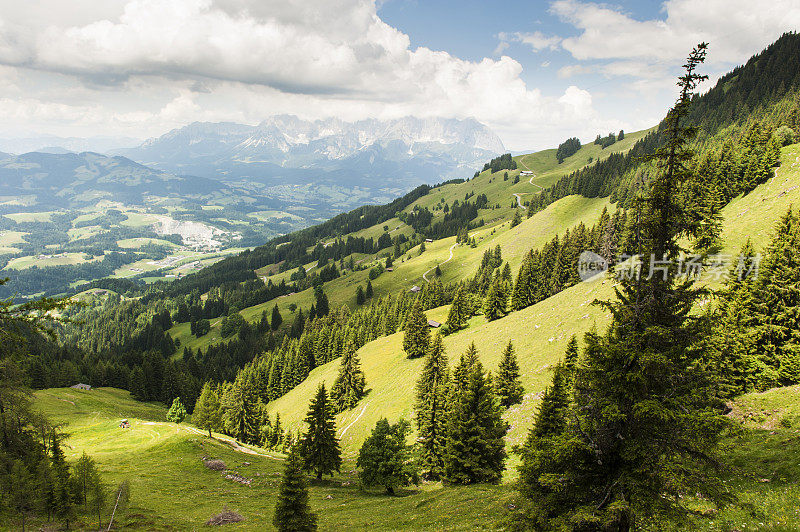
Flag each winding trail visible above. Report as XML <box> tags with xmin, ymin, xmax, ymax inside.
<box><xmin>511</xmin><ymin>157</ymin><xmax>542</xmax><ymax>207</ymax></box>
<box><xmin>340</xmin><ymin>402</ymin><xmax>370</xmax><ymax>437</ymax></box>
<box><xmin>512</xmin><ymin>193</ymin><xmax>527</xmax><ymax>210</ymax></box>
<box><xmin>422</xmin><ymin>242</ymin><xmax>458</xmax><ymax>283</ymax></box>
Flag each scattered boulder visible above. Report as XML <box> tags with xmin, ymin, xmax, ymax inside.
<box><xmin>206</xmin><ymin>509</ymin><xmax>244</xmax><ymax>526</ymax></box>
<box><xmin>203</xmin><ymin>458</ymin><xmax>227</xmax><ymax>471</ymax></box>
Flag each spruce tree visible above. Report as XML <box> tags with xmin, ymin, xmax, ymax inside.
<box><xmin>365</xmin><ymin>279</ymin><xmax>374</xmax><ymax>299</ymax></box>
<box><xmin>442</xmin><ymin>362</ymin><xmax>508</xmax><ymax>484</ymax></box>
<box><xmin>496</xmin><ymin>340</ymin><xmax>524</xmax><ymax>407</ymax></box>
<box><xmin>445</xmin><ymin>285</ymin><xmax>468</xmax><ymax>332</ymax></box>
<box><xmin>299</xmin><ymin>384</ymin><xmax>342</xmax><ymax>480</ymax></box>
<box><xmin>193</xmin><ymin>382</ymin><xmax>223</xmax><ymax>437</ymax></box>
<box><xmin>750</xmin><ymin>209</ymin><xmax>800</xmax><ymax>386</ymax></box>
<box><xmin>483</xmin><ymin>273</ymin><xmax>507</xmax><ymax>321</ymax></box>
<box><xmin>222</xmin><ymin>379</ymin><xmax>259</xmax><ymax>444</ymax></box>
<box><xmin>518</xmin><ymin>44</ymin><xmax>730</xmax><ymax>528</ymax></box>
<box><xmin>273</xmin><ymin>447</ymin><xmax>318</xmax><ymax>532</ymax></box>
<box><xmin>414</xmin><ymin>333</ymin><xmax>450</xmax><ymax>479</ymax></box>
<box><xmin>166</xmin><ymin>397</ymin><xmax>187</xmax><ymax>423</ymax></box>
<box><xmin>402</xmin><ymin>301</ymin><xmax>430</xmax><ymax>359</ymax></box>
<box><xmin>357</xmin><ymin>418</ymin><xmax>416</xmax><ymax>495</ymax></box>
<box><xmin>271</xmin><ymin>304</ymin><xmax>283</xmax><ymax>330</ymax></box>
<box><xmin>51</xmin><ymin>432</ymin><xmax>74</xmax><ymax>529</ymax></box>
<box><xmin>330</xmin><ymin>342</ymin><xmax>367</xmax><ymax>412</ymax></box>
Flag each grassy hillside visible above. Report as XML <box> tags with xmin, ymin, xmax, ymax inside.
<box><xmin>27</xmin><ymin>387</ymin><xmax>514</xmax><ymax>531</ymax></box>
<box><xmin>267</xmin><ymin>142</ymin><xmax>800</xmax><ymax>454</ymax></box>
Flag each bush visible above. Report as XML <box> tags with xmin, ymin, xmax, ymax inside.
<box><xmin>774</xmin><ymin>125</ymin><xmax>797</xmax><ymax>146</ymax></box>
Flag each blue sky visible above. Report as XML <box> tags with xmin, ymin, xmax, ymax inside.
<box><xmin>0</xmin><ymin>0</ymin><xmax>798</xmax><ymax>150</ymax></box>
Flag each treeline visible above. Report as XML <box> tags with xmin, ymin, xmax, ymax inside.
<box><xmin>593</xmin><ymin>130</ymin><xmax>622</xmax><ymax>149</ymax></box>
<box><xmin>0</xmin><ymin>285</ymin><xmax>121</xmax><ymax>531</ymax></box>
<box><xmin>0</xmin><ymin>251</ymin><xmax>140</xmax><ymax>299</ymax></box>
<box><xmin>146</xmin><ymin>184</ymin><xmax>432</xmax><ymax>299</ymax></box>
<box><xmin>556</xmin><ymin>137</ymin><xmax>581</xmax><ymax>163</ymax></box>
<box><xmin>709</xmin><ymin>208</ymin><xmax>800</xmax><ymax>395</ymax></box>
<box><xmin>481</xmin><ymin>153</ymin><xmax>517</xmax><ymax>173</ymax></box>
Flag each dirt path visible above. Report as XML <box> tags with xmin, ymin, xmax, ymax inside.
<box><xmin>340</xmin><ymin>402</ymin><xmax>370</xmax><ymax>437</ymax></box>
<box><xmin>183</xmin><ymin>425</ymin><xmax>282</xmax><ymax>459</ymax></box>
<box><xmin>422</xmin><ymin>242</ymin><xmax>458</xmax><ymax>283</ymax></box>
<box><xmin>512</xmin><ymin>193</ymin><xmax>527</xmax><ymax>210</ymax></box>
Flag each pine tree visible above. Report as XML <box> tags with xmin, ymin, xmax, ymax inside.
<box><xmin>222</xmin><ymin>379</ymin><xmax>259</xmax><ymax>444</ymax></box>
<box><xmin>414</xmin><ymin>333</ymin><xmax>450</xmax><ymax>479</ymax></box>
<box><xmin>299</xmin><ymin>384</ymin><xmax>342</xmax><ymax>480</ymax></box>
<box><xmin>445</xmin><ymin>285</ymin><xmax>468</xmax><ymax>332</ymax></box>
<box><xmin>273</xmin><ymin>447</ymin><xmax>318</xmax><ymax>532</ymax></box>
<box><xmin>356</xmin><ymin>285</ymin><xmax>366</xmax><ymax>305</ymax></box>
<box><xmin>330</xmin><ymin>342</ymin><xmax>367</xmax><ymax>412</ymax></box>
<box><xmin>483</xmin><ymin>273</ymin><xmax>507</xmax><ymax>321</ymax></box>
<box><xmin>9</xmin><ymin>460</ymin><xmax>34</xmax><ymax>532</ymax></box>
<box><xmin>402</xmin><ymin>301</ymin><xmax>430</xmax><ymax>359</ymax></box>
<box><xmin>193</xmin><ymin>382</ymin><xmax>223</xmax><ymax>437</ymax></box>
<box><xmin>518</xmin><ymin>44</ymin><xmax>730</xmax><ymax>528</ymax></box>
<box><xmin>357</xmin><ymin>418</ymin><xmax>416</xmax><ymax>495</ymax></box>
<box><xmin>496</xmin><ymin>340</ymin><xmax>524</xmax><ymax>407</ymax></box>
<box><xmin>271</xmin><ymin>304</ymin><xmax>283</xmax><ymax>330</ymax></box>
<box><xmin>511</xmin><ymin>209</ymin><xmax>522</xmax><ymax>227</ymax></box>
<box><xmin>166</xmin><ymin>397</ymin><xmax>187</xmax><ymax>423</ymax></box>
<box><xmin>51</xmin><ymin>432</ymin><xmax>75</xmax><ymax>529</ymax></box>
<box><xmin>750</xmin><ymin>209</ymin><xmax>800</xmax><ymax>386</ymax></box>
<box><xmin>366</xmin><ymin>279</ymin><xmax>374</xmax><ymax>299</ymax></box>
<box><xmin>442</xmin><ymin>362</ymin><xmax>508</xmax><ymax>484</ymax></box>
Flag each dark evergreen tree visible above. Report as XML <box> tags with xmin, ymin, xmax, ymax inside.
<box><xmin>414</xmin><ymin>333</ymin><xmax>450</xmax><ymax>479</ymax></box>
<box><xmin>330</xmin><ymin>342</ymin><xmax>367</xmax><ymax>412</ymax></box>
<box><xmin>445</xmin><ymin>285</ymin><xmax>468</xmax><ymax>332</ymax></box>
<box><xmin>271</xmin><ymin>304</ymin><xmax>283</xmax><ymax>330</ymax></box>
<box><xmin>442</xmin><ymin>362</ymin><xmax>508</xmax><ymax>484</ymax></box>
<box><xmin>402</xmin><ymin>301</ymin><xmax>430</xmax><ymax>359</ymax></box>
<box><xmin>273</xmin><ymin>447</ymin><xmax>318</xmax><ymax>532</ymax></box>
<box><xmin>496</xmin><ymin>340</ymin><xmax>524</xmax><ymax>407</ymax></box>
<box><xmin>299</xmin><ymin>384</ymin><xmax>342</xmax><ymax>480</ymax></box>
<box><xmin>517</xmin><ymin>44</ymin><xmax>730</xmax><ymax>529</ymax></box>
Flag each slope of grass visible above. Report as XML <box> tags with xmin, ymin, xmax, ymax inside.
<box><xmin>719</xmin><ymin>142</ymin><xmax>800</xmax><ymax>254</ymax></box>
<box><xmin>25</xmin><ymin>387</ymin><xmax>514</xmax><ymax>531</ymax></box>
<box><xmin>267</xmin><ymin>274</ymin><xmax>616</xmax><ymax>461</ymax></box>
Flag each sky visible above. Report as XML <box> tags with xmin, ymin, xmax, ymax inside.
<box><xmin>0</xmin><ymin>0</ymin><xmax>799</xmax><ymax>151</ymax></box>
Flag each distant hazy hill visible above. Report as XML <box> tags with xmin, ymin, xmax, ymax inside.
<box><xmin>0</xmin><ymin>151</ymin><xmax>228</xmax><ymax>207</ymax></box>
<box><xmin>0</xmin><ymin>135</ymin><xmax>140</xmax><ymax>155</ymax></box>
<box><xmin>119</xmin><ymin>115</ymin><xmax>505</xmax><ymax>189</ymax></box>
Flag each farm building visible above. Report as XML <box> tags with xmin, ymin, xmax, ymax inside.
<box><xmin>71</xmin><ymin>383</ymin><xmax>92</xmax><ymax>390</ymax></box>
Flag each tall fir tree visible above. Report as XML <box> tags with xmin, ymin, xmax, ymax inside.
<box><xmin>193</xmin><ymin>382</ymin><xmax>223</xmax><ymax>437</ymax></box>
<box><xmin>414</xmin><ymin>332</ymin><xmax>450</xmax><ymax>479</ymax></box>
<box><xmin>222</xmin><ymin>379</ymin><xmax>259</xmax><ymax>444</ymax></box>
<box><xmin>273</xmin><ymin>446</ymin><xmax>318</xmax><ymax>532</ymax></box>
<box><xmin>496</xmin><ymin>340</ymin><xmax>524</xmax><ymax>407</ymax></box>
<box><xmin>517</xmin><ymin>43</ymin><xmax>731</xmax><ymax>529</ymax></box>
<box><xmin>483</xmin><ymin>273</ymin><xmax>507</xmax><ymax>321</ymax></box>
<box><xmin>442</xmin><ymin>362</ymin><xmax>508</xmax><ymax>484</ymax></box>
<box><xmin>299</xmin><ymin>384</ymin><xmax>342</xmax><ymax>480</ymax></box>
<box><xmin>330</xmin><ymin>341</ymin><xmax>367</xmax><ymax>413</ymax></box>
<box><xmin>402</xmin><ymin>300</ymin><xmax>430</xmax><ymax>359</ymax></box>
<box><xmin>271</xmin><ymin>304</ymin><xmax>283</xmax><ymax>330</ymax></box>
<box><xmin>445</xmin><ymin>285</ymin><xmax>468</xmax><ymax>332</ymax></box>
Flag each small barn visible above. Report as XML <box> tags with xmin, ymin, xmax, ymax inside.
<box><xmin>410</xmin><ymin>285</ymin><xmax>421</xmax><ymax>293</ymax></box>
<box><xmin>71</xmin><ymin>383</ymin><xmax>92</xmax><ymax>390</ymax></box>
<box><xmin>425</xmin><ymin>238</ymin><xmax>434</xmax><ymax>243</ymax></box>
<box><xmin>427</xmin><ymin>319</ymin><xmax>441</xmax><ymax>328</ymax></box>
